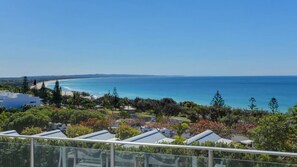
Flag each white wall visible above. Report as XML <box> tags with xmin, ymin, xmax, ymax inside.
<box><xmin>0</xmin><ymin>91</ymin><xmax>41</xmax><ymax>109</ymax></box>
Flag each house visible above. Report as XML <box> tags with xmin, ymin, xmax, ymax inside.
<box><xmin>231</xmin><ymin>135</ymin><xmax>253</xmax><ymax>146</ymax></box>
<box><xmin>76</xmin><ymin>130</ymin><xmax>117</xmax><ymax>141</ymax></box>
<box><xmin>122</xmin><ymin>105</ymin><xmax>136</xmax><ymax>111</ymax></box>
<box><xmin>0</xmin><ymin>91</ymin><xmax>41</xmax><ymax>109</ymax></box>
<box><xmin>185</xmin><ymin>130</ymin><xmax>232</xmax><ymax>145</ymax></box>
<box><xmin>123</xmin><ymin>129</ymin><xmax>175</xmax><ymax>147</ymax></box>
<box><xmin>0</xmin><ymin>130</ymin><xmax>20</xmax><ymax>136</ymax></box>
<box><xmin>34</xmin><ymin>130</ymin><xmax>67</xmax><ymax>138</ymax></box>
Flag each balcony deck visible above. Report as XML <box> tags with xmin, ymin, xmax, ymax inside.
<box><xmin>0</xmin><ymin>133</ymin><xmax>296</xmax><ymax>167</ymax></box>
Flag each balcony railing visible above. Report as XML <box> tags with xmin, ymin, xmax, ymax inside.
<box><xmin>0</xmin><ymin>134</ymin><xmax>296</xmax><ymax>167</ymax></box>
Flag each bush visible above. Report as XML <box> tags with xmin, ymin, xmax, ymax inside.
<box><xmin>66</xmin><ymin>125</ymin><xmax>93</xmax><ymax>138</ymax></box>
<box><xmin>115</xmin><ymin>124</ymin><xmax>140</xmax><ymax>140</ymax></box>
<box><xmin>80</xmin><ymin>118</ymin><xmax>110</xmax><ymax>131</ymax></box>
<box><xmin>21</xmin><ymin>127</ymin><xmax>43</xmax><ymax>135</ymax></box>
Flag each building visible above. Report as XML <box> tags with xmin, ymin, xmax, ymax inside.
<box><xmin>0</xmin><ymin>130</ymin><xmax>20</xmax><ymax>136</ymax></box>
<box><xmin>0</xmin><ymin>91</ymin><xmax>41</xmax><ymax>109</ymax></box>
<box><xmin>185</xmin><ymin>130</ymin><xmax>232</xmax><ymax>145</ymax></box>
<box><xmin>34</xmin><ymin>130</ymin><xmax>67</xmax><ymax>138</ymax></box>
<box><xmin>123</xmin><ymin>129</ymin><xmax>175</xmax><ymax>147</ymax></box>
<box><xmin>76</xmin><ymin>130</ymin><xmax>117</xmax><ymax>141</ymax></box>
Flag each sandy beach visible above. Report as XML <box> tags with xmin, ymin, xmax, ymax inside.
<box><xmin>32</xmin><ymin>80</ymin><xmax>74</xmax><ymax>96</ymax></box>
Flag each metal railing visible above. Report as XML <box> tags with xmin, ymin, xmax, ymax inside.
<box><xmin>0</xmin><ymin>134</ymin><xmax>297</xmax><ymax>167</ymax></box>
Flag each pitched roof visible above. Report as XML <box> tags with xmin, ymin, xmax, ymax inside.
<box><xmin>0</xmin><ymin>130</ymin><xmax>20</xmax><ymax>136</ymax></box>
<box><xmin>185</xmin><ymin>130</ymin><xmax>232</xmax><ymax>145</ymax></box>
<box><xmin>34</xmin><ymin>130</ymin><xmax>67</xmax><ymax>138</ymax></box>
<box><xmin>123</xmin><ymin>129</ymin><xmax>174</xmax><ymax>144</ymax></box>
<box><xmin>76</xmin><ymin>130</ymin><xmax>116</xmax><ymax>140</ymax></box>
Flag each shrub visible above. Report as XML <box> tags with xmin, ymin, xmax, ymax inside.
<box><xmin>66</xmin><ymin>125</ymin><xmax>93</xmax><ymax>138</ymax></box>
<box><xmin>115</xmin><ymin>124</ymin><xmax>140</xmax><ymax>140</ymax></box>
<box><xmin>21</xmin><ymin>127</ymin><xmax>43</xmax><ymax>135</ymax></box>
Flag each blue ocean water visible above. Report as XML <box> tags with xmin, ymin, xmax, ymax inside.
<box><xmin>47</xmin><ymin>76</ymin><xmax>297</xmax><ymax>112</ymax></box>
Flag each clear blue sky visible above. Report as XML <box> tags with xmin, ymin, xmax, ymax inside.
<box><xmin>0</xmin><ymin>0</ymin><xmax>297</xmax><ymax>77</ymax></box>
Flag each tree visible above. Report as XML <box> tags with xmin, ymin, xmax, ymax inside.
<box><xmin>268</xmin><ymin>97</ymin><xmax>279</xmax><ymax>114</ymax></box>
<box><xmin>101</xmin><ymin>92</ymin><xmax>112</xmax><ymax>109</ymax></box>
<box><xmin>171</xmin><ymin>123</ymin><xmax>189</xmax><ymax>136</ymax></box>
<box><xmin>4</xmin><ymin>111</ymin><xmax>50</xmax><ymax>132</ymax></box>
<box><xmin>160</xmin><ymin>98</ymin><xmax>181</xmax><ymax>117</ymax></box>
<box><xmin>115</xmin><ymin>124</ymin><xmax>140</xmax><ymax>140</ymax></box>
<box><xmin>80</xmin><ymin>118</ymin><xmax>110</xmax><ymax>131</ymax></box>
<box><xmin>52</xmin><ymin>81</ymin><xmax>62</xmax><ymax>107</ymax></box>
<box><xmin>71</xmin><ymin>92</ymin><xmax>81</xmax><ymax>108</ymax></box>
<box><xmin>249</xmin><ymin>97</ymin><xmax>257</xmax><ymax>110</ymax></box>
<box><xmin>22</xmin><ymin>76</ymin><xmax>29</xmax><ymax>93</ymax></box>
<box><xmin>211</xmin><ymin>90</ymin><xmax>225</xmax><ymax>108</ymax></box>
<box><xmin>112</xmin><ymin>87</ymin><xmax>120</xmax><ymax>108</ymax></box>
<box><xmin>39</xmin><ymin>82</ymin><xmax>49</xmax><ymax>104</ymax></box>
<box><xmin>250</xmin><ymin>114</ymin><xmax>295</xmax><ymax>151</ymax></box>
<box><xmin>32</xmin><ymin>79</ymin><xmax>38</xmax><ymax>96</ymax></box>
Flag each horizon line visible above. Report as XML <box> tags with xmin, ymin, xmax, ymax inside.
<box><xmin>1</xmin><ymin>73</ymin><xmax>297</xmax><ymax>79</ymax></box>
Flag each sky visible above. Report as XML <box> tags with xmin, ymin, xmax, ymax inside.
<box><xmin>0</xmin><ymin>0</ymin><xmax>297</xmax><ymax>77</ymax></box>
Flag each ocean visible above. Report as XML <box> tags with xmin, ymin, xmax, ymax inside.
<box><xmin>47</xmin><ymin>76</ymin><xmax>297</xmax><ymax>112</ymax></box>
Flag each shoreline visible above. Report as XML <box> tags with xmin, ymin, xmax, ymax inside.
<box><xmin>34</xmin><ymin>80</ymin><xmax>74</xmax><ymax>96</ymax></box>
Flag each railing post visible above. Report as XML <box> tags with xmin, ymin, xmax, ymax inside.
<box><xmin>30</xmin><ymin>138</ymin><xmax>34</xmax><ymax>167</ymax></box>
<box><xmin>208</xmin><ymin>150</ymin><xmax>213</xmax><ymax>167</ymax></box>
<box><xmin>110</xmin><ymin>143</ymin><xmax>115</xmax><ymax>167</ymax></box>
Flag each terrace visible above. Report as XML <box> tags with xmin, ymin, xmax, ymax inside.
<box><xmin>0</xmin><ymin>132</ymin><xmax>296</xmax><ymax>167</ymax></box>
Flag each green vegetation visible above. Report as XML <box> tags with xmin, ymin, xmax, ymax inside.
<box><xmin>22</xmin><ymin>76</ymin><xmax>29</xmax><ymax>93</ymax></box>
<box><xmin>250</xmin><ymin>110</ymin><xmax>297</xmax><ymax>152</ymax></box>
<box><xmin>211</xmin><ymin>90</ymin><xmax>225</xmax><ymax>108</ymax></box>
<box><xmin>21</xmin><ymin>127</ymin><xmax>43</xmax><ymax>135</ymax></box>
<box><xmin>115</xmin><ymin>124</ymin><xmax>141</xmax><ymax>140</ymax></box>
<box><xmin>269</xmin><ymin>97</ymin><xmax>279</xmax><ymax>113</ymax></box>
<box><xmin>66</xmin><ymin>124</ymin><xmax>93</xmax><ymax>137</ymax></box>
<box><xmin>52</xmin><ymin>80</ymin><xmax>62</xmax><ymax>107</ymax></box>
<box><xmin>171</xmin><ymin>123</ymin><xmax>189</xmax><ymax>136</ymax></box>
<box><xmin>0</xmin><ymin>106</ymin><xmax>106</xmax><ymax>133</ymax></box>
<box><xmin>249</xmin><ymin>97</ymin><xmax>257</xmax><ymax>110</ymax></box>
<box><xmin>0</xmin><ymin>78</ymin><xmax>296</xmax><ymax>160</ymax></box>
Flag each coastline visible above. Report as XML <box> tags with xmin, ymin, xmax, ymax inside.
<box><xmin>34</xmin><ymin>80</ymin><xmax>74</xmax><ymax>96</ymax></box>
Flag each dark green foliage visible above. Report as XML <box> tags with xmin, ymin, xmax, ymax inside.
<box><xmin>3</xmin><ymin>111</ymin><xmax>50</xmax><ymax>133</ymax></box>
<box><xmin>22</xmin><ymin>76</ymin><xmax>29</xmax><ymax>93</ymax></box>
<box><xmin>112</xmin><ymin>87</ymin><xmax>120</xmax><ymax>108</ymax></box>
<box><xmin>249</xmin><ymin>97</ymin><xmax>257</xmax><ymax>110</ymax></box>
<box><xmin>133</xmin><ymin>98</ymin><xmax>181</xmax><ymax>117</ymax></box>
<box><xmin>21</xmin><ymin>127</ymin><xmax>42</xmax><ymax>135</ymax></box>
<box><xmin>71</xmin><ymin>91</ymin><xmax>81</xmax><ymax>108</ymax></box>
<box><xmin>52</xmin><ymin>80</ymin><xmax>62</xmax><ymax>107</ymax></box>
<box><xmin>115</xmin><ymin>124</ymin><xmax>141</xmax><ymax>140</ymax></box>
<box><xmin>69</xmin><ymin>110</ymin><xmax>105</xmax><ymax>124</ymax></box>
<box><xmin>0</xmin><ymin>84</ymin><xmax>21</xmax><ymax>93</ymax></box>
<box><xmin>45</xmin><ymin>109</ymin><xmax>73</xmax><ymax>124</ymax></box>
<box><xmin>250</xmin><ymin>113</ymin><xmax>296</xmax><ymax>152</ymax></box>
<box><xmin>269</xmin><ymin>97</ymin><xmax>279</xmax><ymax>114</ymax></box>
<box><xmin>39</xmin><ymin>82</ymin><xmax>49</xmax><ymax>103</ymax></box>
<box><xmin>211</xmin><ymin>90</ymin><xmax>225</xmax><ymax>108</ymax></box>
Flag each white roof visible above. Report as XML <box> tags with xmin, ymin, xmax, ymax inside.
<box><xmin>0</xmin><ymin>130</ymin><xmax>20</xmax><ymax>136</ymax></box>
<box><xmin>185</xmin><ymin>130</ymin><xmax>232</xmax><ymax>145</ymax></box>
<box><xmin>76</xmin><ymin>130</ymin><xmax>116</xmax><ymax>140</ymax></box>
<box><xmin>240</xmin><ymin>140</ymin><xmax>253</xmax><ymax>145</ymax></box>
<box><xmin>34</xmin><ymin>130</ymin><xmax>67</xmax><ymax>138</ymax></box>
<box><xmin>124</xmin><ymin>129</ymin><xmax>174</xmax><ymax>144</ymax></box>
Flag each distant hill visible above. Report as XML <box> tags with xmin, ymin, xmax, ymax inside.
<box><xmin>0</xmin><ymin>74</ymin><xmax>157</xmax><ymax>86</ymax></box>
